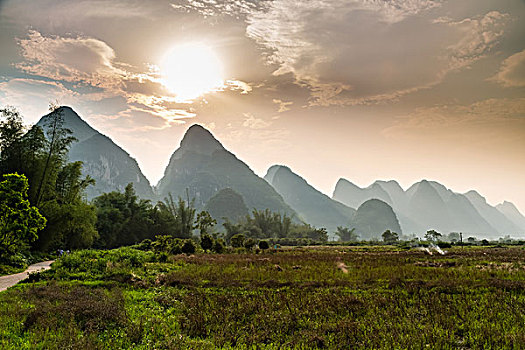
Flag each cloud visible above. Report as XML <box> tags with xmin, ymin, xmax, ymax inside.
<box><xmin>244</xmin><ymin>2</ymin><xmax>509</xmax><ymax>106</ymax></box>
<box><xmin>171</xmin><ymin>0</ymin><xmax>264</xmax><ymax>19</ymax></box>
<box><xmin>490</xmin><ymin>49</ymin><xmax>525</xmax><ymax>87</ymax></box>
<box><xmin>16</xmin><ymin>30</ymin><xmax>128</xmax><ymax>91</ymax></box>
<box><xmin>225</xmin><ymin>79</ymin><xmax>252</xmax><ymax>94</ymax></box>
<box><xmin>384</xmin><ymin>97</ymin><xmax>525</xmax><ymax>137</ymax></box>
<box><xmin>2</xmin><ymin>0</ymin><xmax>159</xmax><ymax>27</ymax></box>
<box><xmin>242</xmin><ymin>113</ymin><xmax>272</xmax><ymax>129</ymax></box>
<box><xmin>0</xmin><ymin>78</ymin><xmax>78</xmax><ymax>121</ymax></box>
<box><xmin>272</xmin><ymin>98</ymin><xmax>292</xmax><ymax>112</ymax></box>
<box><xmin>438</xmin><ymin>11</ymin><xmax>508</xmax><ymax>71</ymax></box>
<box><xmin>12</xmin><ymin>30</ymin><xmax>210</xmax><ymax>127</ymax></box>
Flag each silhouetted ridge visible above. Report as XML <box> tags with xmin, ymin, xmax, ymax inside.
<box><xmin>157</xmin><ymin>125</ymin><xmax>296</xmax><ymax>218</ymax></box>
<box><xmin>264</xmin><ymin>165</ymin><xmax>355</xmax><ymax>235</ymax></box>
<box><xmin>36</xmin><ymin>106</ymin><xmax>154</xmax><ymax>200</ymax></box>
<box><xmin>496</xmin><ymin>201</ymin><xmax>525</xmax><ymax>233</ymax></box>
<box><xmin>38</xmin><ymin>106</ymin><xmax>97</xmax><ymax>143</ymax></box>
<box><xmin>464</xmin><ymin>190</ymin><xmax>521</xmax><ymax>235</ymax></box>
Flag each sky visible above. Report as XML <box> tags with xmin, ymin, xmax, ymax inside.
<box><xmin>0</xmin><ymin>0</ymin><xmax>524</xmax><ymax>213</ymax></box>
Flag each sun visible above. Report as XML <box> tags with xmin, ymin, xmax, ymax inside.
<box><xmin>160</xmin><ymin>43</ymin><xmax>223</xmax><ymax>102</ymax></box>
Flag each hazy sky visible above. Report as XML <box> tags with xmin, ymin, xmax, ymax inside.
<box><xmin>0</xmin><ymin>0</ymin><xmax>524</xmax><ymax>212</ymax></box>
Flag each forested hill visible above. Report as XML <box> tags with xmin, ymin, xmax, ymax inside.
<box><xmin>37</xmin><ymin>107</ymin><xmax>155</xmax><ymax>200</ymax></box>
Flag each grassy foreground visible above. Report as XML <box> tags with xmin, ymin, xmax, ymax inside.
<box><xmin>0</xmin><ymin>245</ymin><xmax>524</xmax><ymax>349</ymax></box>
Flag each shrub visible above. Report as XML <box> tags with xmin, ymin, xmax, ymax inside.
<box><xmin>200</xmin><ymin>233</ymin><xmax>214</xmax><ymax>252</ymax></box>
<box><xmin>244</xmin><ymin>238</ymin><xmax>256</xmax><ymax>250</ymax></box>
<box><xmin>212</xmin><ymin>239</ymin><xmax>225</xmax><ymax>254</ymax></box>
<box><xmin>181</xmin><ymin>240</ymin><xmax>196</xmax><ymax>255</ymax></box>
<box><xmin>258</xmin><ymin>240</ymin><xmax>269</xmax><ymax>250</ymax></box>
<box><xmin>230</xmin><ymin>234</ymin><xmax>245</xmax><ymax>248</ymax></box>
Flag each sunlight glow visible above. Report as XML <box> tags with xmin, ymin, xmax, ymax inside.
<box><xmin>160</xmin><ymin>43</ymin><xmax>223</xmax><ymax>102</ymax></box>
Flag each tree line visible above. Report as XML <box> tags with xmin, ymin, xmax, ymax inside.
<box><xmin>0</xmin><ymin>106</ymin><xmax>339</xmax><ymax>265</ymax></box>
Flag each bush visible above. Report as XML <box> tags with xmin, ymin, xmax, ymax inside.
<box><xmin>212</xmin><ymin>239</ymin><xmax>225</xmax><ymax>254</ymax></box>
<box><xmin>244</xmin><ymin>238</ymin><xmax>256</xmax><ymax>250</ymax></box>
<box><xmin>200</xmin><ymin>233</ymin><xmax>214</xmax><ymax>252</ymax></box>
<box><xmin>181</xmin><ymin>240</ymin><xmax>196</xmax><ymax>255</ymax></box>
<box><xmin>230</xmin><ymin>234</ymin><xmax>245</xmax><ymax>248</ymax></box>
<box><xmin>258</xmin><ymin>240</ymin><xmax>269</xmax><ymax>250</ymax></box>
<box><xmin>134</xmin><ymin>239</ymin><xmax>152</xmax><ymax>251</ymax></box>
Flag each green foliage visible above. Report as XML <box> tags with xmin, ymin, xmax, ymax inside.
<box><xmin>243</xmin><ymin>237</ymin><xmax>256</xmax><ymax>250</ymax></box>
<box><xmin>181</xmin><ymin>240</ymin><xmax>196</xmax><ymax>255</ymax></box>
<box><xmin>195</xmin><ymin>210</ymin><xmax>216</xmax><ymax>236</ymax></box>
<box><xmin>230</xmin><ymin>233</ymin><xmax>245</xmax><ymax>248</ymax></box>
<box><xmin>382</xmin><ymin>230</ymin><xmax>399</xmax><ymax>244</ymax></box>
<box><xmin>39</xmin><ymin>200</ymin><xmax>98</xmax><ymax>250</ymax></box>
<box><xmin>0</xmin><ymin>106</ymin><xmax>26</xmax><ymax>174</ymax></box>
<box><xmin>35</xmin><ymin>104</ymin><xmax>77</xmax><ymax>207</ymax></box>
<box><xmin>0</xmin><ymin>173</ymin><xmax>46</xmax><ymax>261</ymax></box>
<box><xmin>335</xmin><ymin>226</ymin><xmax>358</xmax><ymax>242</ymax></box>
<box><xmin>200</xmin><ymin>233</ymin><xmax>214</xmax><ymax>252</ymax></box>
<box><xmin>258</xmin><ymin>240</ymin><xmax>270</xmax><ymax>250</ymax></box>
<box><xmin>425</xmin><ymin>229</ymin><xmax>442</xmax><ymax>242</ymax></box>
<box><xmin>155</xmin><ymin>193</ymin><xmax>196</xmax><ymax>238</ymax></box>
<box><xmin>1</xmin><ymin>106</ymin><xmax>96</xmax><ymax>252</ymax></box>
<box><xmin>223</xmin><ymin>219</ymin><xmax>243</xmax><ymax>244</ymax></box>
<box><xmin>222</xmin><ymin>209</ymin><xmax>330</xmax><ymax>245</ymax></box>
<box><xmin>94</xmin><ymin>183</ymin><xmax>155</xmax><ymax>248</ymax></box>
<box><xmin>212</xmin><ymin>239</ymin><xmax>225</xmax><ymax>253</ymax></box>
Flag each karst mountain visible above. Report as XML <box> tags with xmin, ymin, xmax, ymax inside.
<box><xmin>35</xmin><ymin>107</ymin><xmax>525</xmax><ymax>238</ymax></box>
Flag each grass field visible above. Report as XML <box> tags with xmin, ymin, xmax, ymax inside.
<box><xmin>1</xmin><ymin>245</ymin><xmax>524</xmax><ymax>349</ymax></box>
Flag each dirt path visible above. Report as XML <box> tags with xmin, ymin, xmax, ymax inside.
<box><xmin>0</xmin><ymin>260</ymin><xmax>54</xmax><ymax>292</ymax></box>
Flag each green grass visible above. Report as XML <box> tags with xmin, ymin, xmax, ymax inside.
<box><xmin>1</xmin><ymin>246</ymin><xmax>524</xmax><ymax>349</ymax></box>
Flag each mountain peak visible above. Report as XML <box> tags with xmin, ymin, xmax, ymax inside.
<box><xmin>38</xmin><ymin>106</ymin><xmax>97</xmax><ymax>142</ymax></box>
<box><xmin>178</xmin><ymin>124</ymin><xmax>224</xmax><ymax>156</ymax></box>
<box><xmin>464</xmin><ymin>190</ymin><xmax>486</xmax><ymax>204</ymax></box>
<box><xmin>264</xmin><ymin>165</ymin><xmax>291</xmax><ymax>184</ymax></box>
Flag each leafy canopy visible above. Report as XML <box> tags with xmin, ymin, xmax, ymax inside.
<box><xmin>0</xmin><ymin>173</ymin><xmax>46</xmax><ymax>260</ymax></box>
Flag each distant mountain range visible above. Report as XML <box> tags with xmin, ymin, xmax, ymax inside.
<box><xmin>264</xmin><ymin>165</ymin><xmax>401</xmax><ymax>239</ymax></box>
<box><xmin>333</xmin><ymin>178</ymin><xmax>524</xmax><ymax>238</ymax></box>
<box><xmin>36</xmin><ymin>107</ymin><xmax>525</xmax><ymax>238</ymax></box>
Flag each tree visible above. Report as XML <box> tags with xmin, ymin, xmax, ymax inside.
<box><xmin>425</xmin><ymin>230</ymin><xmax>442</xmax><ymax>242</ymax></box>
<box><xmin>0</xmin><ymin>174</ymin><xmax>46</xmax><ymax>261</ymax></box>
<box><xmin>35</xmin><ymin>104</ymin><xmax>76</xmax><ymax>206</ymax></box>
<box><xmin>223</xmin><ymin>219</ymin><xmax>243</xmax><ymax>243</ymax></box>
<box><xmin>196</xmin><ymin>211</ymin><xmax>216</xmax><ymax>236</ymax></box>
<box><xmin>382</xmin><ymin>230</ymin><xmax>399</xmax><ymax>244</ymax></box>
<box><xmin>447</xmin><ymin>232</ymin><xmax>460</xmax><ymax>243</ymax></box>
<box><xmin>155</xmin><ymin>193</ymin><xmax>196</xmax><ymax>238</ymax></box>
<box><xmin>0</xmin><ymin>106</ymin><xmax>25</xmax><ymax>175</ymax></box>
<box><xmin>335</xmin><ymin>226</ymin><xmax>358</xmax><ymax>242</ymax></box>
<box><xmin>94</xmin><ymin>184</ymin><xmax>155</xmax><ymax>248</ymax></box>
<box><xmin>274</xmin><ymin>213</ymin><xmax>292</xmax><ymax>238</ymax></box>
